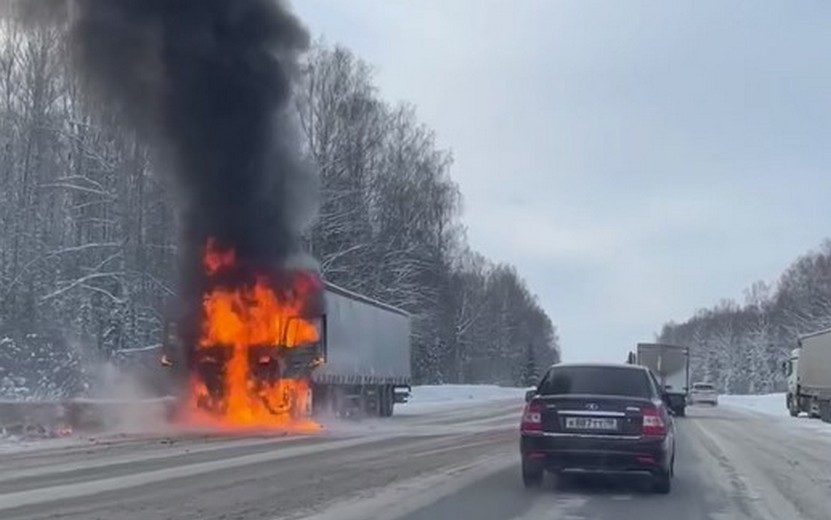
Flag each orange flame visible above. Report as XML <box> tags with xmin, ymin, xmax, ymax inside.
<box><xmin>184</xmin><ymin>240</ymin><xmax>321</xmax><ymax>432</ymax></box>
<box><xmin>203</xmin><ymin>238</ymin><xmax>236</xmax><ymax>275</ymax></box>
<box><xmin>54</xmin><ymin>424</ymin><xmax>73</xmax><ymax>437</ymax></box>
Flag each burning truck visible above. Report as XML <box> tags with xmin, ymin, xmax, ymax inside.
<box><xmin>14</xmin><ymin>1</ymin><xmax>413</xmax><ymax>430</ymax></box>
<box><xmin>160</xmin><ymin>240</ymin><xmax>412</xmax><ymax>428</ymax></box>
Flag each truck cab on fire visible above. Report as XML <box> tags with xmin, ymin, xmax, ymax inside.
<box><xmin>159</xmin><ymin>282</ymin><xmax>412</xmax><ymax>420</ymax></box>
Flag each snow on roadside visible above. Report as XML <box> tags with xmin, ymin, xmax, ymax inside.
<box><xmin>719</xmin><ymin>393</ymin><xmax>788</xmax><ymax>417</ymax></box>
<box><xmin>287</xmin><ymin>453</ymin><xmax>517</xmax><ymax>520</ymax></box>
<box><xmin>397</xmin><ymin>385</ymin><xmax>529</xmax><ymax>415</ymax></box>
<box><xmin>719</xmin><ymin>392</ymin><xmax>831</xmax><ymax>439</ymax></box>
<box><xmin>0</xmin><ymin>433</ymin><xmax>92</xmax><ymax>454</ymax></box>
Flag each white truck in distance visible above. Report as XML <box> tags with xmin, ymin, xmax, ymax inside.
<box><xmin>785</xmin><ymin>328</ymin><xmax>831</xmax><ymax>423</ymax></box>
<box><xmin>633</xmin><ymin>343</ymin><xmax>690</xmax><ymax>417</ymax></box>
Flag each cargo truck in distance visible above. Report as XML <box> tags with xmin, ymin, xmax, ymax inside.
<box><xmin>785</xmin><ymin>328</ymin><xmax>831</xmax><ymax>423</ymax></box>
<box><xmin>630</xmin><ymin>343</ymin><xmax>690</xmax><ymax>417</ymax></box>
<box><xmin>161</xmin><ymin>282</ymin><xmax>412</xmax><ymax>419</ymax></box>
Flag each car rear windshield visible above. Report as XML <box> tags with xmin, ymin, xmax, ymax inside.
<box><xmin>538</xmin><ymin>366</ymin><xmax>652</xmax><ymax>398</ymax></box>
<box><xmin>694</xmin><ymin>383</ymin><xmax>714</xmax><ymax>390</ymax></box>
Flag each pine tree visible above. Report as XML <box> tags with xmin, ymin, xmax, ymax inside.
<box><xmin>521</xmin><ymin>343</ymin><xmax>539</xmax><ymax>387</ymax></box>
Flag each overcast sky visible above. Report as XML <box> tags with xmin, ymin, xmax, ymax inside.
<box><xmin>294</xmin><ymin>1</ymin><xmax>831</xmax><ymax>362</ymax></box>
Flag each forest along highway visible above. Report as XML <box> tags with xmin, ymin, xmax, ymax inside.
<box><xmin>1</xmin><ymin>399</ymin><xmax>831</xmax><ymax>520</ymax></box>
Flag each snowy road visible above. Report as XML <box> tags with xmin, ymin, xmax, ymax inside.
<box><xmin>2</xmin><ymin>399</ymin><xmax>830</xmax><ymax>520</ymax></box>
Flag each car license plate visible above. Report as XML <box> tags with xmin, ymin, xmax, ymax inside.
<box><xmin>564</xmin><ymin>417</ymin><xmax>618</xmax><ymax>431</ymax></box>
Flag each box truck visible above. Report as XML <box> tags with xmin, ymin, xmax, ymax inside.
<box><xmin>785</xmin><ymin>328</ymin><xmax>831</xmax><ymax>423</ymax></box>
<box><xmin>633</xmin><ymin>343</ymin><xmax>690</xmax><ymax>417</ymax></box>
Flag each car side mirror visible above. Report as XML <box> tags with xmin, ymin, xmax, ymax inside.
<box><xmin>661</xmin><ymin>391</ymin><xmax>672</xmax><ymax>407</ymax></box>
<box><xmin>781</xmin><ymin>361</ymin><xmax>788</xmax><ymax>375</ymax></box>
<box><xmin>525</xmin><ymin>390</ymin><xmax>537</xmax><ymax>403</ymax></box>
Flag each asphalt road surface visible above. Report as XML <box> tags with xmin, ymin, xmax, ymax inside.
<box><xmin>2</xmin><ymin>400</ymin><xmax>830</xmax><ymax>520</ymax></box>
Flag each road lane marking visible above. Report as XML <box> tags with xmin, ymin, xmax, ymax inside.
<box><xmin>686</xmin><ymin>413</ymin><xmax>808</xmax><ymax>520</ymax></box>
<box><xmin>0</xmin><ymin>434</ymin><xmax>312</xmax><ymax>485</ymax></box>
<box><xmin>0</xmin><ymin>434</ymin><xmax>392</xmax><ymax>511</ymax></box>
<box><xmin>508</xmin><ymin>494</ymin><xmax>587</xmax><ymax>520</ymax></box>
<box><xmin>278</xmin><ymin>453</ymin><xmax>517</xmax><ymax>520</ymax></box>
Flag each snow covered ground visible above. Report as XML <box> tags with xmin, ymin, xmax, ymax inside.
<box><xmin>396</xmin><ymin>384</ymin><xmax>529</xmax><ymax>415</ymax></box>
<box><xmin>718</xmin><ymin>392</ymin><xmax>831</xmax><ymax>439</ymax></box>
<box><xmin>719</xmin><ymin>393</ymin><xmax>788</xmax><ymax>417</ymax></box>
<box><xmin>0</xmin><ymin>385</ymin><xmax>529</xmax><ymax>450</ymax></box>
<box><xmin>0</xmin><ymin>433</ymin><xmax>90</xmax><ymax>454</ymax></box>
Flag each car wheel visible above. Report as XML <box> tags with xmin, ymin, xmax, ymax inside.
<box><xmin>522</xmin><ymin>461</ymin><xmax>544</xmax><ymax>489</ymax></box>
<box><xmin>549</xmin><ymin>470</ymin><xmax>566</xmax><ymax>490</ymax></box>
<box><xmin>653</xmin><ymin>470</ymin><xmax>672</xmax><ymax>494</ymax></box>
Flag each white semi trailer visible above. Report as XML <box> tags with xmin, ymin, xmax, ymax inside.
<box><xmin>311</xmin><ymin>283</ymin><xmax>412</xmax><ymax>417</ymax></box>
<box><xmin>785</xmin><ymin>328</ymin><xmax>831</xmax><ymax>423</ymax></box>
<box><xmin>635</xmin><ymin>343</ymin><xmax>690</xmax><ymax>417</ymax></box>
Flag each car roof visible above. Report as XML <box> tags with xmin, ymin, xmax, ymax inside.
<box><xmin>547</xmin><ymin>362</ymin><xmax>648</xmax><ymax>371</ymax></box>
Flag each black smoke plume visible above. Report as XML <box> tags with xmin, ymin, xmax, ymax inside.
<box><xmin>14</xmin><ymin>0</ymin><xmax>319</xmax><ymax>372</ymax></box>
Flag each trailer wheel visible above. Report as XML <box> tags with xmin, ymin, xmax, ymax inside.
<box><xmin>364</xmin><ymin>386</ymin><xmax>384</xmax><ymax>417</ymax></box>
<box><xmin>787</xmin><ymin>395</ymin><xmax>799</xmax><ymax>417</ymax></box>
<box><xmin>377</xmin><ymin>386</ymin><xmax>388</xmax><ymax>417</ymax></box>
<box><xmin>379</xmin><ymin>386</ymin><xmax>394</xmax><ymax>418</ymax></box>
<box><xmin>330</xmin><ymin>387</ymin><xmax>348</xmax><ymax>418</ymax></box>
<box><xmin>386</xmin><ymin>386</ymin><xmax>396</xmax><ymax>417</ymax></box>
<box><xmin>820</xmin><ymin>400</ymin><xmax>831</xmax><ymax>424</ymax></box>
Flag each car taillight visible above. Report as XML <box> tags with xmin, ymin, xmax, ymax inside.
<box><xmin>521</xmin><ymin>401</ymin><xmax>543</xmax><ymax>432</ymax></box>
<box><xmin>641</xmin><ymin>405</ymin><xmax>666</xmax><ymax>436</ymax></box>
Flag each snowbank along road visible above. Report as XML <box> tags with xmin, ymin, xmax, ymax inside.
<box><xmin>1</xmin><ymin>392</ymin><xmax>830</xmax><ymax>520</ymax></box>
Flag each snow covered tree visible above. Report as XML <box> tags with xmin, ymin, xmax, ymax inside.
<box><xmin>0</xmin><ymin>29</ymin><xmax>560</xmax><ymax>396</ymax></box>
<box><xmin>657</xmin><ymin>241</ymin><xmax>831</xmax><ymax>394</ymax></box>
<box><xmin>520</xmin><ymin>343</ymin><xmax>539</xmax><ymax>387</ymax></box>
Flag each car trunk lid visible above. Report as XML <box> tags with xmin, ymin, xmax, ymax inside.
<box><xmin>536</xmin><ymin>394</ymin><xmax>654</xmax><ymax>436</ymax></box>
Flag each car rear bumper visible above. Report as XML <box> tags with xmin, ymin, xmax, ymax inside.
<box><xmin>689</xmin><ymin>395</ymin><xmax>718</xmax><ymax>405</ymax></box>
<box><xmin>520</xmin><ymin>433</ymin><xmax>670</xmax><ymax>475</ymax></box>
